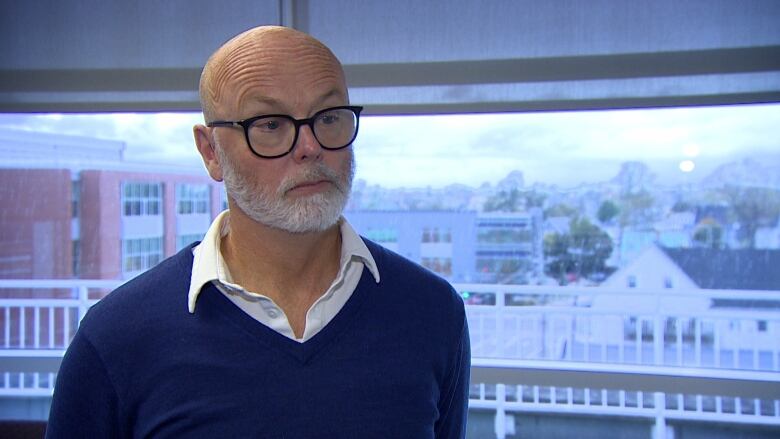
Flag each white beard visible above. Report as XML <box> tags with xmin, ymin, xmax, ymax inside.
<box><xmin>218</xmin><ymin>147</ymin><xmax>354</xmax><ymax>234</ymax></box>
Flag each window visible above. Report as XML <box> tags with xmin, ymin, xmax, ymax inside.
<box><xmin>422</xmin><ymin>257</ymin><xmax>453</xmax><ymax>277</ymax></box>
<box><xmin>1</xmin><ymin>2</ymin><xmax>779</xmax><ymax>436</ymax></box>
<box><xmin>477</xmin><ymin>228</ymin><xmax>532</xmax><ymax>243</ymax></box>
<box><xmin>177</xmin><ymin>184</ymin><xmax>210</xmax><ymax>215</ymax></box>
<box><xmin>422</xmin><ymin>227</ymin><xmax>451</xmax><ymax>243</ymax></box>
<box><xmin>122</xmin><ymin>182</ymin><xmax>162</xmax><ymax>216</ymax></box>
<box><xmin>122</xmin><ymin>237</ymin><xmax>163</xmax><ymax>274</ymax></box>
<box><xmin>71</xmin><ymin>179</ymin><xmax>80</xmax><ymax>219</ymax></box>
<box><xmin>176</xmin><ymin>233</ymin><xmax>203</xmax><ymax>252</ymax></box>
<box><xmin>1</xmin><ymin>103</ymin><xmax>778</xmax><ymax>437</ymax></box>
<box><xmin>71</xmin><ymin>239</ymin><xmax>80</xmax><ymax>277</ymax></box>
<box><xmin>364</xmin><ymin>228</ymin><xmax>398</xmax><ymax>243</ymax></box>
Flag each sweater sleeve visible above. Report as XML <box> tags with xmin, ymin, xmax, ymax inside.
<box><xmin>46</xmin><ymin>330</ymin><xmax>123</xmax><ymax>438</ymax></box>
<box><xmin>434</xmin><ymin>314</ymin><xmax>471</xmax><ymax>439</ymax></box>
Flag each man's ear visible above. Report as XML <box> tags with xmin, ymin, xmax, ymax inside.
<box><xmin>193</xmin><ymin>124</ymin><xmax>224</xmax><ymax>182</ymax></box>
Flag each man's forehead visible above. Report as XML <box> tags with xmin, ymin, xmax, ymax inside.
<box><xmin>218</xmin><ymin>27</ymin><xmax>342</xmax><ymax>80</ymax></box>
<box><xmin>234</xmin><ymin>53</ymin><xmax>344</xmax><ymax>85</ymax></box>
<box><xmin>223</xmin><ymin>68</ymin><xmax>348</xmax><ymax>117</ymax></box>
<box><xmin>202</xmin><ymin>26</ymin><xmax>346</xmax><ymax>119</ymax></box>
<box><xmin>240</xmin><ymin>88</ymin><xmax>348</xmax><ymax>112</ymax></box>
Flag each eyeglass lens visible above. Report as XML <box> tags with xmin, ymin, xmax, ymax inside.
<box><xmin>247</xmin><ymin>107</ymin><xmax>358</xmax><ymax>157</ymax></box>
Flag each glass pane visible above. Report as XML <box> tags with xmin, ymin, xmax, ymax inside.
<box><xmin>1</xmin><ymin>104</ymin><xmax>778</xmax><ymax>435</ymax></box>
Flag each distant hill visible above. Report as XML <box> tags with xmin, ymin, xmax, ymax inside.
<box><xmin>702</xmin><ymin>158</ymin><xmax>780</xmax><ymax>189</ymax></box>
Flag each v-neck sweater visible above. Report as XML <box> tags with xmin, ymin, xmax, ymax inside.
<box><xmin>46</xmin><ymin>240</ymin><xmax>470</xmax><ymax>439</ymax></box>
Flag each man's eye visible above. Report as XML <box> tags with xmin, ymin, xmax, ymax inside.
<box><xmin>252</xmin><ymin>118</ymin><xmax>287</xmax><ymax>132</ymax></box>
<box><xmin>319</xmin><ymin>114</ymin><xmax>339</xmax><ymax>125</ymax></box>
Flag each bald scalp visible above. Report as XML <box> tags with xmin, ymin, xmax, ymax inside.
<box><xmin>199</xmin><ymin>26</ymin><xmax>345</xmax><ymax>123</ymax></box>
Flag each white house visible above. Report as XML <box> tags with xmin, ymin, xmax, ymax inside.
<box><xmin>588</xmin><ymin>245</ymin><xmax>707</xmax><ymax>345</ymax></box>
<box><xmin>590</xmin><ymin>244</ymin><xmax>780</xmax><ymax>351</ymax></box>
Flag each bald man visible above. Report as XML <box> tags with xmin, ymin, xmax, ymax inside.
<box><xmin>47</xmin><ymin>26</ymin><xmax>470</xmax><ymax>438</ymax></box>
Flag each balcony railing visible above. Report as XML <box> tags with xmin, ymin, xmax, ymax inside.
<box><xmin>458</xmin><ymin>283</ymin><xmax>780</xmax><ymax>368</ymax></box>
<box><xmin>1</xmin><ymin>279</ymin><xmax>779</xmax><ymax>438</ymax></box>
<box><xmin>456</xmin><ymin>283</ymin><xmax>780</xmax><ymax>437</ymax></box>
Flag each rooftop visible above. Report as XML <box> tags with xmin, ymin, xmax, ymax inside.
<box><xmin>661</xmin><ymin>247</ymin><xmax>780</xmax><ymax>291</ymax></box>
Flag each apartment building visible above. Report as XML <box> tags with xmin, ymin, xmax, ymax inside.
<box><xmin>345</xmin><ymin>209</ymin><xmax>543</xmax><ymax>284</ymax></box>
<box><xmin>0</xmin><ymin>128</ymin><xmax>223</xmax><ymax>296</ymax></box>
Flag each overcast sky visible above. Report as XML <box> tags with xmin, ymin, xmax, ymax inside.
<box><xmin>1</xmin><ymin>103</ymin><xmax>778</xmax><ymax>189</ymax></box>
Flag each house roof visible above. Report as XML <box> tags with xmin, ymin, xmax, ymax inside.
<box><xmin>661</xmin><ymin>247</ymin><xmax>780</xmax><ymax>291</ymax></box>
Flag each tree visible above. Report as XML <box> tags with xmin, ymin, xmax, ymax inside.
<box><xmin>722</xmin><ymin>186</ymin><xmax>780</xmax><ymax>248</ymax></box>
<box><xmin>597</xmin><ymin>200</ymin><xmax>620</xmax><ymax>224</ymax></box>
<box><xmin>618</xmin><ymin>190</ymin><xmax>656</xmax><ymax>228</ymax></box>
<box><xmin>544</xmin><ymin>203</ymin><xmax>578</xmax><ymax>219</ymax></box>
<box><xmin>544</xmin><ymin>217</ymin><xmax>614</xmax><ymax>284</ymax></box>
<box><xmin>612</xmin><ymin>161</ymin><xmax>656</xmax><ymax>195</ymax></box>
<box><xmin>671</xmin><ymin>200</ymin><xmax>693</xmax><ymax>213</ymax></box>
<box><xmin>484</xmin><ymin>188</ymin><xmax>546</xmax><ymax>212</ymax></box>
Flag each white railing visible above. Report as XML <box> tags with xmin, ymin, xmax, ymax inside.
<box><xmin>0</xmin><ymin>279</ymin><xmax>113</xmax><ymax>397</ymax></box>
<box><xmin>1</xmin><ymin>279</ymin><xmax>779</xmax><ymax>436</ymax></box>
<box><xmin>0</xmin><ymin>280</ymin><xmax>112</xmax><ymax>349</ymax></box>
<box><xmin>457</xmin><ymin>283</ymin><xmax>780</xmax><ymax>370</ymax></box>
<box><xmin>454</xmin><ymin>283</ymin><xmax>780</xmax><ymax>437</ymax></box>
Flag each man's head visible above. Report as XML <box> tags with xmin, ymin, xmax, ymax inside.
<box><xmin>194</xmin><ymin>26</ymin><xmax>356</xmax><ymax>234</ymax></box>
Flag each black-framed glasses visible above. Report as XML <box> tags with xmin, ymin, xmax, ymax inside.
<box><xmin>207</xmin><ymin>105</ymin><xmax>363</xmax><ymax>159</ymax></box>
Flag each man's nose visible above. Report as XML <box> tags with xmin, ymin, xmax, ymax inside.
<box><xmin>292</xmin><ymin>124</ymin><xmax>323</xmax><ymax>162</ymax></box>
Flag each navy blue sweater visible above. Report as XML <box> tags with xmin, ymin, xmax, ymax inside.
<box><xmin>46</xmin><ymin>240</ymin><xmax>470</xmax><ymax>438</ymax></box>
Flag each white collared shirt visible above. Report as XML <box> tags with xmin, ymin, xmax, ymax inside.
<box><xmin>188</xmin><ymin>210</ymin><xmax>380</xmax><ymax>342</ymax></box>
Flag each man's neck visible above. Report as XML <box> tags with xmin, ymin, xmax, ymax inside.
<box><xmin>220</xmin><ymin>208</ymin><xmax>342</xmax><ymax>336</ymax></box>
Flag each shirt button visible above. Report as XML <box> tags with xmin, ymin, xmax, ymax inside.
<box><xmin>267</xmin><ymin>309</ymin><xmax>279</xmax><ymax>318</ymax></box>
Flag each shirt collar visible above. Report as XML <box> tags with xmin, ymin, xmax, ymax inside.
<box><xmin>188</xmin><ymin>210</ymin><xmax>380</xmax><ymax>313</ymax></box>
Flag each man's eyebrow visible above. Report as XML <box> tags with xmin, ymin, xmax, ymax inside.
<box><xmin>246</xmin><ymin>96</ymin><xmax>285</xmax><ymax>111</ymax></box>
<box><xmin>312</xmin><ymin>89</ymin><xmax>347</xmax><ymax>108</ymax></box>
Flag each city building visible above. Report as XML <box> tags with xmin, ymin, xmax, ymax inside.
<box><xmin>474</xmin><ymin>210</ymin><xmax>544</xmax><ymax>284</ymax></box>
<box><xmin>345</xmin><ymin>210</ymin><xmax>544</xmax><ymax>284</ymax></box>
<box><xmin>3</xmin><ymin>127</ymin><xmax>550</xmax><ymax>292</ymax></box>
<box><xmin>345</xmin><ymin>210</ymin><xmax>477</xmax><ymax>282</ymax></box>
<box><xmin>0</xmin><ymin>128</ymin><xmax>224</xmax><ymax>295</ymax></box>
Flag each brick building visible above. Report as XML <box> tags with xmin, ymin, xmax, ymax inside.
<box><xmin>0</xmin><ymin>128</ymin><xmax>223</xmax><ymax>297</ymax></box>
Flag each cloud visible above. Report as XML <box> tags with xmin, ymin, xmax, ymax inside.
<box><xmin>1</xmin><ymin>103</ymin><xmax>778</xmax><ymax>189</ymax></box>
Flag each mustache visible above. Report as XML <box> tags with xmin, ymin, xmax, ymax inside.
<box><xmin>278</xmin><ymin>163</ymin><xmax>346</xmax><ymax>195</ymax></box>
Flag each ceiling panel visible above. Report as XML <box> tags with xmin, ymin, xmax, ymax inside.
<box><xmin>1</xmin><ymin>0</ymin><xmax>778</xmax><ymax>113</ymax></box>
